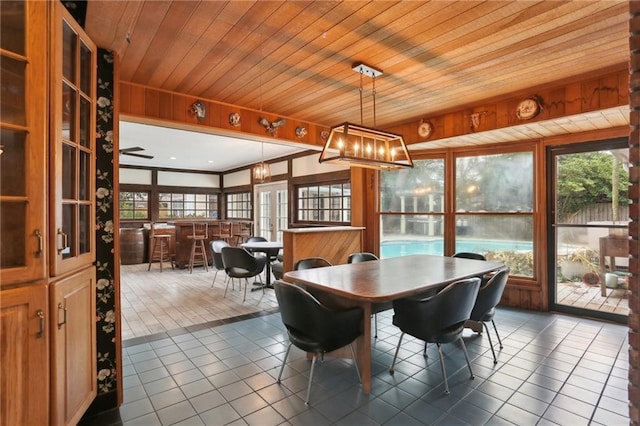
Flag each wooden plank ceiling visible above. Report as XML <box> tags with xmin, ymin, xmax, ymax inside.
<box><xmin>85</xmin><ymin>1</ymin><xmax>630</xmax><ymax>148</ymax></box>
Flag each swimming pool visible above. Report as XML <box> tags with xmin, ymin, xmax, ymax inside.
<box><xmin>380</xmin><ymin>239</ymin><xmax>533</xmax><ymax>258</ymax></box>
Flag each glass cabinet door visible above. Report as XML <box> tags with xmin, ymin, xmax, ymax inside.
<box><xmin>50</xmin><ymin>3</ymin><xmax>96</xmax><ymax>276</ymax></box>
<box><xmin>0</xmin><ymin>1</ymin><xmax>48</xmax><ymax>285</ymax></box>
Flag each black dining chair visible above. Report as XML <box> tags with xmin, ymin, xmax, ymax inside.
<box><xmin>452</xmin><ymin>252</ymin><xmax>486</xmax><ymax>261</ymax></box>
<box><xmin>389</xmin><ymin>277</ymin><xmax>481</xmax><ymax>395</ymax></box>
<box><xmin>210</xmin><ymin>240</ymin><xmax>230</xmax><ymax>288</ymax></box>
<box><xmin>294</xmin><ymin>257</ymin><xmax>332</xmax><ymax>270</ymax></box>
<box><xmin>273</xmin><ymin>280</ymin><xmax>362</xmax><ymax>405</ymax></box>
<box><xmin>221</xmin><ymin>246</ymin><xmax>267</xmax><ymax>302</ymax></box>
<box><xmin>347</xmin><ymin>252</ymin><xmax>382</xmax><ymax>338</ymax></box>
<box><xmin>469</xmin><ymin>266</ymin><xmax>510</xmax><ymax>364</ymax></box>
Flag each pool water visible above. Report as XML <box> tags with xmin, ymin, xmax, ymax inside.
<box><xmin>381</xmin><ymin>239</ymin><xmax>533</xmax><ymax>258</ymax></box>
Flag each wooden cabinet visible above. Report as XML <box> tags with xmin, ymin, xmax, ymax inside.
<box><xmin>0</xmin><ymin>2</ymin><xmax>97</xmax><ymax>425</ymax></box>
<box><xmin>50</xmin><ymin>267</ymin><xmax>97</xmax><ymax>426</ymax></box>
<box><xmin>0</xmin><ymin>284</ymin><xmax>49</xmax><ymax>426</ymax></box>
<box><xmin>49</xmin><ymin>2</ymin><xmax>97</xmax><ymax>277</ymax></box>
<box><xmin>0</xmin><ymin>0</ymin><xmax>48</xmax><ymax>285</ymax></box>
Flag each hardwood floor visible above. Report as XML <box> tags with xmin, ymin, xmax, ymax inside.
<box><xmin>120</xmin><ymin>264</ymin><xmax>279</xmax><ymax>341</ymax></box>
<box><xmin>120</xmin><ymin>264</ymin><xmax>629</xmax><ymax>342</ymax></box>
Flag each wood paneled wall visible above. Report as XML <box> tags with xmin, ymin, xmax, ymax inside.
<box><xmin>387</xmin><ymin>69</ymin><xmax>629</xmax><ymax>145</ymax></box>
<box><xmin>119</xmin><ymin>81</ymin><xmax>330</xmax><ymax>148</ymax></box>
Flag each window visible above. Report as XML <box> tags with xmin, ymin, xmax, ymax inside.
<box><xmin>119</xmin><ymin>191</ymin><xmax>149</xmax><ymax>219</ymax></box>
<box><xmin>380</xmin><ymin>159</ymin><xmax>445</xmax><ymax>256</ymax></box>
<box><xmin>455</xmin><ymin>151</ymin><xmax>534</xmax><ymax>277</ymax></box>
<box><xmin>297</xmin><ymin>182</ymin><xmax>350</xmax><ymax>223</ymax></box>
<box><xmin>158</xmin><ymin>192</ymin><xmax>218</xmax><ymax>219</ymax></box>
<box><xmin>379</xmin><ymin>151</ymin><xmax>535</xmax><ymax>277</ymax></box>
<box><xmin>226</xmin><ymin>192</ymin><xmax>251</xmax><ymax>219</ymax></box>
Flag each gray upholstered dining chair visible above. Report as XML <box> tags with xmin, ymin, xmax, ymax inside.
<box><xmin>452</xmin><ymin>252</ymin><xmax>486</xmax><ymax>261</ymax></box>
<box><xmin>389</xmin><ymin>277</ymin><xmax>481</xmax><ymax>394</ymax></box>
<box><xmin>273</xmin><ymin>280</ymin><xmax>362</xmax><ymax>405</ymax></box>
<box><xmin>294</xmin><ymin>257</ymin><xmax>331</xmax><ymax>270</ymax></box>
<box><xmin>469</xmin><ymin>266</ymin><xmax>510</xmax><ymax>364</ymax></box>
<box><xmin>221</xmin><ymin>246</ymin><xmax>267</xmax><ymax>302</ymax></box>
<box><xmin>210</xmin><ymin>240</ymin><xmax>229</xmax><ymax>288</ymax></box>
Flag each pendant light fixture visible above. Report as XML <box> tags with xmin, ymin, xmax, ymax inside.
<box><xmin>253</xmin><ymin>141</ymin><xmax>271</xmax><ymax>183</ymax></box>
<box><xmin>319</xmin><ymin>63</ymin><xmax>413</xmax><ymax>170</ymax></box>
<box><xmin>253</xmin><ymin>33</ymin><xmax>271</xmax><ymax>183</ymax></box>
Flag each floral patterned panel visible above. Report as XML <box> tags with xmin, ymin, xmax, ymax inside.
<box><xmin>95</xmin><ymin>48</ymin><xmax>117</xmax><ymax>398</ymax></box>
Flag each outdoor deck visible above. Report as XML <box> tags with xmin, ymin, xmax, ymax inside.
<box><xmin>557</xmin><ymin>280</ymin><xmax>629</xmax><ymax>315</ymax></box>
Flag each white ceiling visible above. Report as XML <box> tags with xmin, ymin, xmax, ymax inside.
<box><xmin>118</xmin><ymin>121</ymin><xmax>310</xmax><ymax>172</ymax></box>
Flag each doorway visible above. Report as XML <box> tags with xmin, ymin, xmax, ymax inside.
<box><xmin>254</xmin><ymin>182</ymin><xmax>288</xmax><ymax>242</ymax></box>
<box><xmin>547</xmin><ymin>139</ymin><xmax>629</xmax><ymax>322</ymax></box>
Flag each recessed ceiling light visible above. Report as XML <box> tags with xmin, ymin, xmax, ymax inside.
<box><xmin>169</xmin><ymin>156</ymin><xmax>176</xmax><ymax>160</ymax></box>
<box><xmin>207</xmin><ymin>160</ymin><xmax>214</xmax><ymax>164</ymax></box>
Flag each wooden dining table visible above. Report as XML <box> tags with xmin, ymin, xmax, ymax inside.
<box><xmin>283</xmin><ymin>254</ymin><xmax>504</xmax><ymax>394</ymax></box>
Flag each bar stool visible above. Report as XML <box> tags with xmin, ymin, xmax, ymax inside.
<box><xmin>187</xmin><ymin>222</ymin><xmax>208</xmax><ymax>273</ymax></box>
<box><xmin>213</xmin><ymin>221</ymin><xmax>233</xmax><ymax>244</ymax></box>
<box><xmin>148</xmin><ymin>223</ymin><xmax>173</xmax><ymax>272</ymax></box>
<box><xmin>233</xmin><ymin>221</ymin><xmax>252</xmax><ymax>246</ymax></box>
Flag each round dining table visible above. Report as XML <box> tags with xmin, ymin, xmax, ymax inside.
<box><xmin>240</xmin><ymin>241</ymin><xmax>283</xmax><ymax>290</ymax></box>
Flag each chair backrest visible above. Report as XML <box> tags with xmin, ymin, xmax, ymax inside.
<box><xmin>273</xmin><ymin>280</ymin><xmax>362</xmax><ymax>352</ymax></box>
<box><xmin>218</xmin><ymin>221</ymin><xmax>232</xmax><ymax>238</ymax></box>
<box><xmin>221</xmin><ymin>246</ymin><xmax>262</xmax><ymax>277</ymax></box>
<box><xmin>347</xmin><ymin>252</ymin><xmax>379</xmax><ymax>263</ymax></box>
<box><xmin>470</xmin><ymin>267</ymin><xmax>509</xmax><ymax>321</ymax></box>
<box><xmin>452</xmin><ymin>252</ymin><xmax>486</xmax><ymax>261</ymax></box>
<box><xmin>392</xmin><ymin>277</ymin><xmax>481</xmax><ymax>342</ymax></box>
<box><xmin>294</xmin><ymin>257</ymin><xmax>332</xmax><ymax>270</ymax></box>
<box><xmin>210</xmin><ymin>240</ymin><xmax>229</xmax><ymax>270</ymax></box>
<box><xmin>192</xmin><ymin>222</ymin><xmax>208</xmax><ymax>238</ymax></box>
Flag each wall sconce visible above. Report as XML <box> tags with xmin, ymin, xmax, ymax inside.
<box><xmin>191</xmin><ymin>100</ymin><xmax>206</xmax><ymax>122</ymax></box>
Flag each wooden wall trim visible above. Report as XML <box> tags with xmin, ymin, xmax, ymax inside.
<box><xmin>120</xmin><ymin>68</ymin><xmax>629</xmax><ymax>154</ymax></box>
<box><xmin>119</xmin><ymin>81</ymin><xmax>331</xmax><ymax>149</ymax></box>
<box><xmin>386</xmin><ymin>68</ymin><xmax>629</xmax><ymax>145</ymax></box>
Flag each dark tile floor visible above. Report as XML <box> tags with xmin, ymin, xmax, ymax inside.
<box><xmin>87</xmin><ymin>307</ymin><xmax>629</xmax><ymax>425</ymax></box>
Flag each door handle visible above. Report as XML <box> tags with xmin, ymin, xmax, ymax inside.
<box><xmin>57</xmin><ymin>303</ymin><xmax>67</xmax><ymax>329</ymax></box>
<box><xmin>56</xmin><ymin>228</ymin><xmax>68</xmax><ymax>254</ymax></box>
<box><xmin>36</xmin><ymin>309</ymin><xmax>45</xmax><ymax>338</ymax></box>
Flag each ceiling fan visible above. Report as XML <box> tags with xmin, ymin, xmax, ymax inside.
<box><xmin>119</xmin><ymin>146</ymin><xmax>154</xmax><ymax>159</ymax></box>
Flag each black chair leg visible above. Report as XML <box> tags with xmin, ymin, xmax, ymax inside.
<box><xmin>374</xmin><ymin>314</ymin><xmax>378</xmax><ymax>338</ymax></box>
<box><xmin>459</xmin><ymin>336</ymin><xmax>475</xmax><ymax>380</ymax></box>
<box><xmin>436</xmin><ymin>343</ymin><xmax>449</xmax><ymax>395</ymax></box>
<box><xmin>423</xmin><ymin>342</ymin><xmax>428</xmax><ymax>357</ymax></box>
<box><xmin>305</xmin><ymin>354</ymin><xmax>318</xmax><ymax>405</ymax></box>
<box><xmin>389</xmin><ymin>332</ymin><xmax>405</xmax><ymax>374</ymax></box>
<box><xmin>492</xmin><ymin>320</ymin><xmax>503</xmax><ymax>349</ymax></box>
<box><xmin>483</xmin><ymin>322</ymin><xmax>497</xmax><ymax>364</ymax></box>
<box><xmin>212</xmin><ymin>270</ymin><xmax>218</xmax><ymax>287</ymax></box>
<box><xmin>277</xmin><ymin>342</ymin><xmax>292</xmax><ymax>384</ymax></box>
<box><xmin>349</xmin><ymin>343</ymin><xmax>361</xmax><ymax>383</ymax></box>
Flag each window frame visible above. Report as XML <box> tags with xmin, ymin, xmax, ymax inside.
<box><xmin>119</xmin><ymin>190</ymin><xmax>150</xmax><ymax>220</ymax></box>
<box><xmin>294</xmin><ymin>179</ymin><xmax>351</xmax><ymax>226</ymax></box>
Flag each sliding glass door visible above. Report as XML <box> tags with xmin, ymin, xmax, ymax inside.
<box><xmin>547</xmin><ymin>139</ymin><xmax>629</xmax><ymax>322</ymax></box>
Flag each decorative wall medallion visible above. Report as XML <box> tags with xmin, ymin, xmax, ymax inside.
<box><xmin>516</xmin><ymin>96</ymin><xmax>542</xmax><ymax>120</ymax></box>
<box><xmin>418</xmin><ymin>119</ymin><xmax>433</xmax><ymax>138</ymax></box>
<box><xmin>191</xmin><ymin>100</ymin><xmax>206</xmax><ymax>121</ymax></box>
<box><xmin>321</xmin><ymin>130</ymin><xmax>330</xmax><ymax>141</ymax></box>
<box><xmin>295</xmin><ymin>126</ymin><xmax>308</xmax><ymax>138</ymax></box>
<box><xmin>229</xmin><ymin>112</ymin><xmax>241</xmax><ymax>127</ymax></box>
